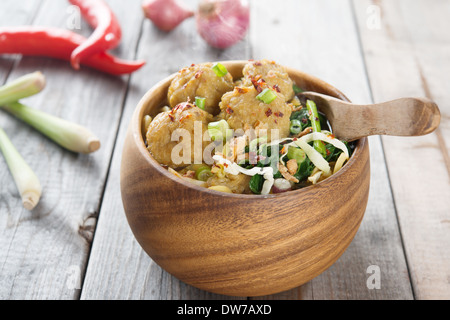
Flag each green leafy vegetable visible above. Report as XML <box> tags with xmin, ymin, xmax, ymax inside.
<box><xmin>293</xmin><ymin>84</ymin><xmax>304</xmax><ymax>94</ymax></box>
<box><xmin>249</xmin><ymin>174</ymin><xmax>264</xmax><ymax>194</ymax></box>
<box><xmin>290</xmin><ymin>108</ymin><xmax>310</xmax><ymax>131</ymax></box>
<box><xmin>324</xmin><ymin>141</ymin><xmax>353</xmax><ymax>162</ymax></box>
<box><xmin>294</xmin><ymin>157</ymin><xmax>315</xmax><ymax>182</ymax></box>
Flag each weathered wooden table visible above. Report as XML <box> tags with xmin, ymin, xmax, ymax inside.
<box><xmin>1</xmin><ymin>0</ymin><xmax>449</xmax><ymax>300</ymax></box>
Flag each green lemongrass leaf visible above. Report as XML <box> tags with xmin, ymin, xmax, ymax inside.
<box><xmin>1</xmin><ymin>102</ymin><xmax>100</xmax><ymax>154</ymax></box>
<box><xmin>0</xmin><ymin>71</ymin><xmax>46</xmax><ymax>106</ymax></box>
<box><xmin>0</xmin><ymin>127</ymin><xmax>41</xmax><ymax>210</ymax></box>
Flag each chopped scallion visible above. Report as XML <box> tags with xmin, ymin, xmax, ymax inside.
<box><xmin>195</xmin><ymin>165</ymin><xmax>213</xmax><ymax>181</ymax></box>
<box><xmin>287</xmin><ymin>146</ymin><xmax>306</xmax><ymax>165</ymax></box>
<box><xmin>207</xmin><ymin>119</ymin><xmax>230</xmax><ymax>142</ymax></box>
<box><xmin>289</xmin><ymin>119</ymin><xmax>302</xmax><ymax>135</ymax></box>
<box><xmin>211</xmin><ymin>62</ymin><xmax>228</xmax><ymax>77</ymax></box>
<box><xmin>195</xmin><ymin>96</ymin><xmax>206</xmax><ymax>110</ymax></box>
<box><xmin>256</xmin><ymin>88</ymin><xmax>277</xmax><ymax>104</ymax></box>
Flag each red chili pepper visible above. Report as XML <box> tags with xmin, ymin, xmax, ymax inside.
<box><xmin>69</xmin><ymin>0</ymin><xmax>122</xmax><ymax>70</ymax></box>
<box><xmin>0</xmin><ymin>27</ymin><xmax>145</xmax><ymax>76</ymax></box>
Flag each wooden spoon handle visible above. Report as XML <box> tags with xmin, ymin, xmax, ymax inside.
<box><xmin>332</xmin><ymin>97</ymin><xmax>441</xmax><ymax>141</ymax></box>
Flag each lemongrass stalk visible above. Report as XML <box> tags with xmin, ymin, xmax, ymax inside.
<box><xmin>2</xmin><ymin>102</ymin><xmax>100</xmax><ymax>154</ymax></box>
<box><xmin>0</xmin><ymin>127</ymin><xmax>41</xmax><ymax>210</ymax></box>
<box><xmin>0</xmin><ymin>71</ymin><xmax>46</xmax><ymax>106</ymax></box>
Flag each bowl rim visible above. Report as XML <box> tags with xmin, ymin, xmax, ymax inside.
<box><xmin>130</xmin><ymin>60</ymin><xmax>367</xmax><ymax>199</ymax></box>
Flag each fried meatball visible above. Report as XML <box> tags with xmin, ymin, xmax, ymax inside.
<box><xmin>146</xmin><ymin>102</ymin><xmax>213</xmax><ymax>168</ymax></box>
<box><xmin>242</xmin><ymin>59</ymin><xmax>295</xmax><ymax>101</ymax></box>
<box><xmin>167</xmin><ymin>63</ymin><xmax>234</xmax><ymax>115</ymax></box>
<box><xmin>218</xmin><ymin>86</ymin><xmax>292</xmax><ymax>141</ymax></box>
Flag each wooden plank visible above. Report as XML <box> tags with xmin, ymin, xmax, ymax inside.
<box><xmin>0</xmin><ymin>0</ymin><xmax>143</xmax><ymax>299</ymax></box>
<box><xmin>353</xmin><ymin>0</ymin><xmax>450</xmax><ymax>299</ymax></box>
<box><xmin>249</xmin><ymin>0</ymin><xmax>413</xmax><ymax>299</ymax></box>
<box><xmin>80</xmin><ymin>0</ymin><xmax>250</xmax><ymax>299</ymax></box>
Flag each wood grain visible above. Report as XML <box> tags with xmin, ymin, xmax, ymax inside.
<box><xmin>84</xmin><ymin>0</ymin><xmax>412</xmax><ymax>300</ymax></box>
<box><xmin>0</xmin><ymin>0</ymin><xmax>142</xmax><ymax>299</ymax></box>
<box><xmin>3</xmin><ymin>0</ymin><xmax>445</xmax><ymax>300</ymax></box>
<box><xmin>80</xmin><ymin>0</ymin><xmax>250</xmax><ymax>300</ymax></box>
<box><xmin>353</xmin><ymin>0</ymin><xmax>450</xmax><ymax>299</ymax></box>
<box><xmin>300</xmin><ymin>92</ymin><xmax>440</xmax><ymax>141</ymax></box>
<box><xmin>249</xmin><ymin>0</ymin><xmax>412</xmax><ymax>300</ymax></box>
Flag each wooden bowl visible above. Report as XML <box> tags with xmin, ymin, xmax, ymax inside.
<box><xmin>120</xmin><ymin>60</ymin><xmax>370</xmax><ymax>297</ymax></box>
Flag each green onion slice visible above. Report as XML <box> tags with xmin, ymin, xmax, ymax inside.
<box><xmin>195</xmin><ymin>165</ymin><xmax>213</xmax><ymax>181</ymax></box>
<box><xmin>211</xmin><ymin>63</ymin><xmax>228</xmax><ymax>77</ymax></box>
<box><xmin>289</xmin><ymin>119</ymin><xmax>302</xmax><ymax>135</ymax></box>
<box><xmin>207</xmin><ymin>119</ymin><xmax>230</xmax><ymax>142</ymax></box>
<box><xmin>256</xmin><ymin>88</ymin><xmax>277</xmax><ymax>104</ymax></box>
<box><xmin>287</xmin><ymin>146</ymin><xmax>306</xmax><ymax>165</ymax></box>
<box><xmin>195</xmin><ymin>96</ymin><xmax>206</xmax><ymax>110</ymax></box>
